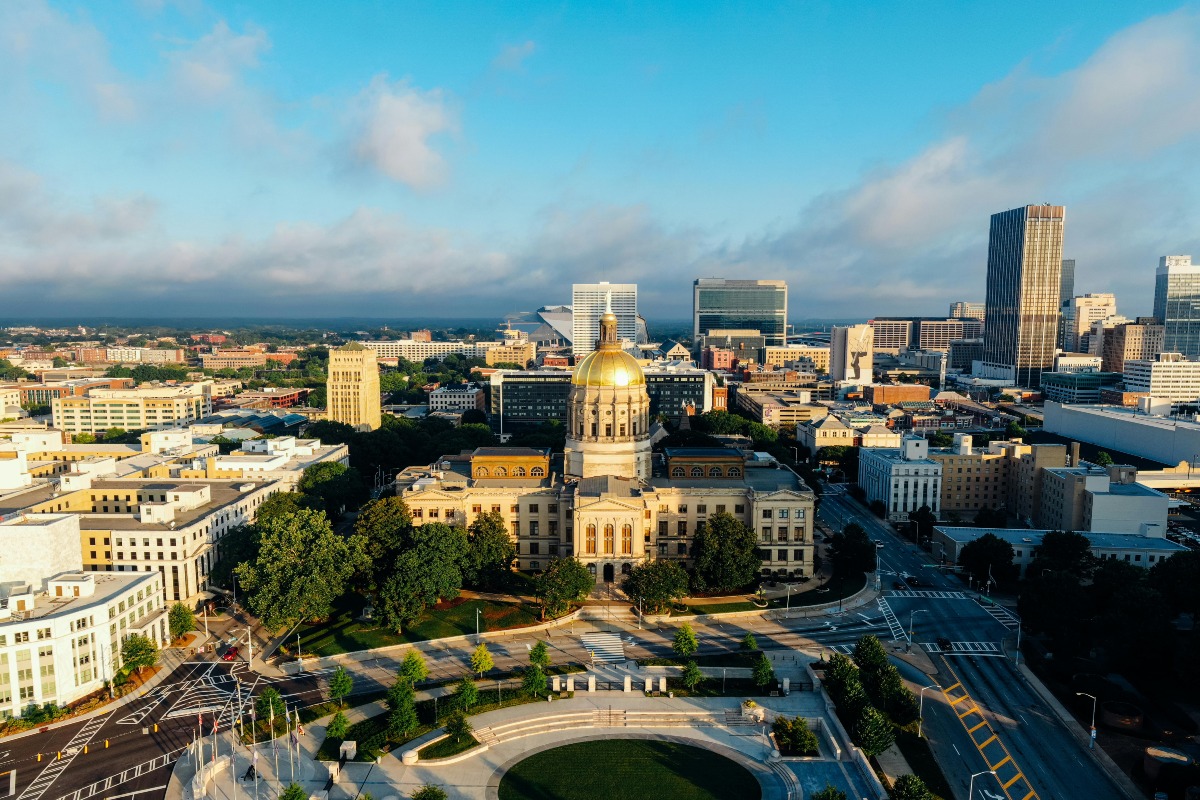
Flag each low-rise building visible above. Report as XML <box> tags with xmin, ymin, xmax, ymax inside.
<box><xmin>361</xmin><ymin>339</ymin><xmax>504</xmax><ymax>362</ymax></box>
<box><xmin>1123</xmin><ymin>352</ymin><xmax>1200</xmax><ymax>404</ymax></box>
<box><xmin>1039</xmin><ymin>464</ymin><xmax>1168</xmax><ymax>536</ymax></box>
<box><xmin>429</xmin><ymin>383</ymin><xmax>487</xmax><ymax>414</ymax></box>
<box><xmin>736</xmin><ymin>391</ymin><xmax>827</xmax><ymax>427</ymax></box>
<box><xmin>200</xmin><ymin>350</ymin><xmax>298</xmax><ymax>370</ymax></box>
<box><xmin>1040</xmin><ymin>371</ymin><xmax>1124</xmax><ymax>404</ymax></box>
<box><xmin>763</xmin><ymin>345</ymin><xmax>831</xmax><ymax>373</ymax></box>
<box><xmin>0</xmin><ymin>553</ymin><xmax>165</xmax><ymax>719</ymax></box>
<box><xmin>858</xmin><ymin>436</ymin><xmax>942</xmax><ymax>520</ymax></box>
<box><xmin>931</xmin><ymin>526</ymin><xmax>1188</xmax><ymax>578</ymax></box>
<box><xmin>865</xmin><ymin>384</ymin><xmax>931</xmax><ymax>405</ymax></box>
<box><xmin>485</xmin><ymin>340</ymin><xmax>537</xmax><ymax>368</ymax></box>
<box><xmin>52</xmin><ymin>385</ymin><xmax>213</xmax><ymax>435</ymax></box>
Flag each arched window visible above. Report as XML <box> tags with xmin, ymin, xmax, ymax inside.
<box><xmin>514</xmin><ymin>466</ymin><xmax>526</xmax><ymax>476</ymax></box>
<box><xmin>691</xmin><ymin>466</ymin><xmax>704</xmax><ymax>477</ymax></box>
<box><xmin>621</xmin><ymin>524</ymin><xmax>633</xmax><ymax>555</ymax></box>
<box><xmin>530</xmin><ymin>466</ymin><xmax>545</xmax><ymax>477</ymax></box>
<box><xmin>709</xmin><ymin>467</ymin><xmax>723</xmax><ymax>477</ymax></box>
<box><xmin>494</xmin><ymin>466</ymin><xmax>507</xmax><ymax>477</ymax></box>
<box><xmin>585</xmin><ymin>524</ymin><xmax>597</xmax><ymax>555</ymax></box>
<box><xmin>476</xmin><ymin>467</ymin><xmax>489</xmax><ymax>477</ymax></box>
<box><xmin>603</xmin><ymin>524</ymin><xmax>614</xmax><ymax>554</ymax></box>
<box><xmin>672</xmin><ymin>467</ymin><xmax>685</xmax><ymax>477</ymax></box>
<box><xmin>621</xmin><ymin>562</ymin><xmax>632</xmax><ymax>575</ymax></box>
<box><xmin>729</xmin><ymin>467</ymin><xmax>742</xmax><ymax>477</ymax></box>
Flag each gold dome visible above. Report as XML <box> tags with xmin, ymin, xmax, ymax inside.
<box><xmin>571</xmin><ymin>348</ymin><xmax>646</xmax><ymax>387</ymax></box>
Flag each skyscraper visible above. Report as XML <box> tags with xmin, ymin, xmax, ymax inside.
<box><xmin>1057</xmin><ymin>258</ymin><xmax>1076</xmax><ymax>349</ymax></box>
<box><xmin>1060</xmin><ymin>259</ymin><xmax>1075</xmax><ymax>303</ymax></box>
<box><xmin>692</xmin><ymin>279</ymin><xmax>788</xmax><ymax>348</ymax></box>
<box><xmin>1062</xmin><ymin>293</ymin><xmax>1118</xmax><ymax>353</ymax></box>
<box><xmin>980</xmin><ymin>205</ymin><xmax>1066</xmax><ymax>386</ymax></box>
<box><xmin>572</xmin><ymin>282</ymin><xmax>638</xmax><ymax>356</ymax></box>
<box><xmin>326</xmin><ymin>342</ymin><xmax>381</xmax><ymax>431</ymax></box>
<box><xmin>1153</xmin><ymin>255</ymin><xmax>1200</xmax><ymax>358</ymax></box>
<box><xmin>949</xmin><ymin>301</ymin><xmax>985</xmax><ymax>321</ymax></box>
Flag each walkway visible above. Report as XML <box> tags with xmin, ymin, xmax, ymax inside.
<box><xmin>170</xmin><ymin>681</ymin><xmax>886</xmax><ymax>800</ymax></box>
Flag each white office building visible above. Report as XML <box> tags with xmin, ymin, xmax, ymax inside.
<box><xmin>572</xmin><ymin>283</ymin><xmax>638</xmax><ymax>356</ymax></box>
<box><xmin>858</xmin><ymin>436</ymin><xmax>942</xmax><ymax>521</ymax></box>
<box><xmin>1123</xmin><ymin>353</ymin><xmax>1200</xmax><ymax>404</ymax></box>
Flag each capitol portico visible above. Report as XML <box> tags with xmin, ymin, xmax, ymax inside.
<box><xmin>394</xmin><ymin>296</ymin><xmax>816</xmax><ymax>583</ymax></box>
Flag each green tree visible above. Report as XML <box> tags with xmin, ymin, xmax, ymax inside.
<box><xmin>853</xmin><ymin>705</ymin><xmax>895</xmax><ymax>756</ymax></box>
<box><xmin>529</xmin><ymin>641</ymin><xmax>550</xmax><ymax>670</ymax></box>
<box><xmin>410</xmin><ymin>787</ymin><xmax>448</xmax><ymax>800</ymax></box>
<box><xmin>852</xmin><ymin>635</ymin><xmax>889</xmax><ymax>675</ymax></box>
<box><xmin>353</xmin><ymin>496</ymin><xmax>413</xmax><ymax>579</ymax></box>
<box><xmin>891</xmin><ymin>774</ymin><xmax>934</xmax><ymax>800</ymax></box>
<box><xmin>326</xmin><ymin>710</ymin><xmax>349</xmax><ymax>739</ymax></box>
<box><xmin>374</xmin><ymin>523</ymin><xmax>468</xmax><ymax>632</ymax></box>
<box><xmin>399</xmin><ymin>650</ymin><xmax>429</xmax><ymax>685</ymax></box>
<box><xmin>741</xmin><ymin>631</ymin><xmax>758</xmax><ymax>651</ymax></box>
<box><xmin>957</xmin><ymin>532</ymin><xmax>1017</xmax><ymax>587</ymax></box>
<box><xmin>532</xmin><ymin>557</ymin><xmax>593</xmax><ymax>618</ymax></box>
<box><xmin>622</xmin><ymin>560</ymin><xmax>689</xmax><ymax>614</ymax></box>
<box><xmin>279</xmin><ymin>784</ymin><xmax>307</xmax><ymax>800</ymax></box>
<box><xmin>385</xmin><ymin>680</ymin><xmax>418</xmax><ymax>740</ymax></box>
<box><xmin>444</xmin><ymin>710</ymin><xmax>473</xmax><ymax>743</ymax></box>
<box><xmin>1030</xmin><ymin>530</ymin><xmax>1097</xmax><ymax>579</ymax></box>
<box><xmin>681</xmin><ymin>660</ymin><xmax>704</xmax><ymax>691</ymax></box>
<box><xmin>907</xmin><ymin>505</ymin><xmax>937</xmax><ymax>543</ymax></box>
<box><xmin>1149</xmin><ymin>550</ymin><xmax>1200</xmax><ymax>617</ymax></box>
<box><xmin>462</xmin><ymin>511</ymin><xmax>517</xmax><ymax>590</ymax></box>
<box><xmin>303</xmin><ymin>420</ymin><xmax>356</xmax><ymax>444</ymax></box>
<box><xmin>752</xmin><ymin>653</ymin><xmax>775</xmax><ymax>690</ymax></box>
<box><xmin>772</xmin><ymin>716</ymin><xmax>820</xmax><ymax>756</ymax></box>
<box><xmin>120</xmin><ymin>634</ymin><xmax>158</xmax><ymax>675</ymax></box>
<box><xmin>522</xmin><ymin>665</ymin><xmax>547</xmax><ymax>697</ymax></box>
<box><xmin>255</xmin><ymin>687</ymin><xmax>286</xmax><ymax>722</ymax></box>
<box><xmin>453</xmin><ymin>675</ymin><xmax>479</xmax><ymax>711</ymax></box>
<box><xmin>298</xmin><ymin>461</ymin><xmax>367</xmax><ymax>515</ymax></box>
<box><xmin>52</xmin><ymin>356</ymin><xmax>69</xmax><ymax>368</ymax></box>
<box><xmin>812</xmin><ymin>787</ymin><xmax>846</xmax><ymax>800</ymax></box>
<box><xmin>1005</xmin><ymin>420</ymin><xmax>1026</xmax><ymax>439</ymax></box>
<box><xmin>471</xmin><ymin>643</ymin><xmax>494</xmax><ymax>677</ymax></box>
<box><xmin>691</xmin><ymin>511</ymin><xmax>760</xmax><ymax>592</ymax></box>
<box><xmin>234</xmin><ymin>508</ymin><xmax>369</xmax><ymax>629</ymax></box>
<box><xmin>168</xmin><ymin>602</ymin><xmax>196</xmax><ymax>640</ymax></box>
<box><xmin>1018</xmin><ymin>572</ymin><xmax>1091</xmax><ymax>659</ymax></box>
<box><xmin>1093</xmin><ymin>451</ymin><xmax>1114</xmax><ymax>467</ymax></box>
<box><xmin>828</xmin><ymin>523</ymin><xmax>876</xmax><ymax>576</ymax></box>
<box><xmin>72</xmin><ymin>432</ymin><xmax>97</xmax><ymax>444</ymax></box>
<box><xmin>672</xmin><ymin>622</ymin><xmax>699</xmax><ymax>657</ymax></box>
<box><xmin>328</xmin><ymin>666</ymin><xmax>353</xmax><ymax>707</ymax></box>
<box><xmin>694</xmin><ymin>410</ymin><xmax>750</xmax><ymax>435</ymax></box>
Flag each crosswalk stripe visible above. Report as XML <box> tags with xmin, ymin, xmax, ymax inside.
<box><xmin>886</xmin><ymin>590</ymin><xmax>967</xmax><ymax>599</ymax></box>
<box><xmin>580</xmin><ymin>633</ymin><xmax>625</xmax><ymax>663</ymax></box>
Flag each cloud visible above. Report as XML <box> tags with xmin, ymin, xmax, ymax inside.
<box><xmin>713</xmin><ymin>7</ymin><xmax>1200</xmax><ymax>318</ymax></box>
<box><xmin>0</xmin><ymin>0</ymin><xmax>137</xmax><ymax>120</ymax></box>
<box><xmin>492</xmin><ymin>40</ymin><xmax>536</xmax><ymax>71</ymax></box>
<box><xmin>167</xmin><ymin>20</ymin><xmax>270</xmax><ymax>102</ymax></box>
<box><xmin>348</xmin><ymin>75</ymin><xmax>459</xmax><ymax>188</ymax></box>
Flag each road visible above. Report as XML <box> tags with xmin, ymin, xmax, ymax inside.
<box><xmin>819</xmin><ymin>487</ymin><xmax>1128</xmax><ymax>800</ymax></box>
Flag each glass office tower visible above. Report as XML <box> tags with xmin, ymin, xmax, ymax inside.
<box><xmin>692</xmin><ymin>279</ymin><xmax>788</xmax><ymax>347</ymax></box>
<box><xmin>1153</xmin><ymin>255</ymin><xmax>1200</xmax><ymax>358</ymax></box>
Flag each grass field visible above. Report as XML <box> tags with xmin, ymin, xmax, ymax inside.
<box><xmin>297</xmin><ymin>595</ymin><xmax>540</xmax><ymax>656</ymax></box>
<box><xmin>417</xmin><ymin>734</ymin><xmax>479</xmax><ymax>760</ymax></box>
<box><xmin>496</xmin><ymin>740</ymin><xmax>761</xmax><ymax>800</ymax></box>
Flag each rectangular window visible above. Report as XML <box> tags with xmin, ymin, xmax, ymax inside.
<box><xmin>677</xmin><ymin>521</ymin><xmax>687</xmax><ymax>535</ymax></box>
<box><xmin>735</xmin><ymin>504</ymin><xmax>745</xmax><ymax>514</ymax></box>
<box><xmin>528</xmin><ymin>504</ymin><xmax>539</xmax><ymax>513</ymax></box>
<box><xmin>658</xmin><ymin>521</ymin><xmax>668</xmax><ymax>536</ymax></box>
<box><xmin>529</xmin><ymin>542</ymin><xmax>540</xmax><ymax>555</ymax></box>
<box><xmin>696</xmin><ymin>504</ymin><xmax>707</xmax><ymax>514</ymax></box>
<box><xmin>778</xmin><ymin>549</ymin><xmax>788</xmax><ymax>561</ymax></box>
<box><xmin>762</xmin><ymin>509</ymin><xmax>773</xmax><ymax>519</ymax></box>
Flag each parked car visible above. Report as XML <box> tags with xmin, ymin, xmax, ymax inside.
<box><xmin>936</xmin><ymin>636</ymin><xmax>952</xmax><ymax>651</ymax></box>
<box><xmin>221</xmin><ymin>646</ymin><xmax>240</xmax><ymax>661</ymax></box>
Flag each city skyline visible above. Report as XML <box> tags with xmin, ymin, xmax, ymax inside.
<box><xmin>3</xmin><ymin>2</ymin><xmax>1199</xmax><ymax>321</ymax></box>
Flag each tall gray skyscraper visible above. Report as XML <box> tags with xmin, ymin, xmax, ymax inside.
<box><xmin>1153</xmin><ymin>255</ymin><xmax>1200</xmax><ymax>358</ymax></box>
<box><xmin>692</xmin><ymin>278</ymin><xmax>788</xmax><ymax>347</ymax></box>
<box><xmin>1060</xmin><ymin>259</ymin><xmax>1075</xmax><ymax>302</ymax></box>
<box><xmin>980</xmin><ymin>205</ymin><xmax>1066</xmax><ymax>386</ymax></box>
<box><xmin>1057</xmin><ymin>258</ymin><xmax>1077</xmax><ymax>349</ymax></box>
<box><xmin>572</xmin><ymin>282</ymin><xmax>638</xmax><ymax>356</ymax></box>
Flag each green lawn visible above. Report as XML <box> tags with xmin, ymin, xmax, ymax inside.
<box><xmin>681</xmin><ymin>601</ymin><xmax>757</xmax><ymax>615</ymax></box>
<box><xmin>497</xmin><ymin>740</ymin><xmax>761</xmax><ymax>800</ymax></box>
<box><xmin>297</xmin><ymin>596</ymin><xmax>541</xmax><ymax>656</ymax></box>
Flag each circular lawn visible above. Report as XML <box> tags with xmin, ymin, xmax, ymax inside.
<box><xmin>496</xmin><ymin>739</ymin><xmax>762</xmax><ymax>800</ymax></box>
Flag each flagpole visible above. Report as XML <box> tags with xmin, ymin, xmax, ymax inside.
<box><xmin>270</xmin><ymin>704</ymin><xmax>279</xmax><ymax>791</ymax></box>
<box><xmin>287</xmin><ymin>705</ymin><xmax>295</xmax><ymax>783</ymax></box>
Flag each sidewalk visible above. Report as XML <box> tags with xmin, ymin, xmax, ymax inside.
<box><xmin>169</xmin><ymin>679</ymin><xmax>886</xmax><ymax>800</ymax></box>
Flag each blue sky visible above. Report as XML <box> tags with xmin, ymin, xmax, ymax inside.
<box><xmin>2</xmin><ymin>1</ymin><xmax>1199</xmax><ymax>321</ymax></box>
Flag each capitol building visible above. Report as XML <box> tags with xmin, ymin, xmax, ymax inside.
<box><xmin>394</xmin><ymin>299</ymin><xmax>816</xmax><ymax>583</ymax></box>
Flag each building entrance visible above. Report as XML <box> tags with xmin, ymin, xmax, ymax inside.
<box><xmin>603</xmin><ymin>563</ymin><xmax>615</xmax><ymax>583</ymax></box>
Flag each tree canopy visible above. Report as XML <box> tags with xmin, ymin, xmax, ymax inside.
<box><xmin>828</xmin><ymin>523</ymin><xmax>876</xmax><ymax>577</ymax></box>
<box><xmin>957</xmin><ymin>532</ymin><xmax>1017</xmax><ymax>587</ymax></box>
<box><xmin>622</xmin><ymin>560</ymin><xmax>689</xmax><ymax>614</ymax></box>
<box><xmin>691</xmin><ymin>511</ymin><xmax>760</xmax><ymax>592</ymax></box>
<box><xmin>532</xmin><ymin>557</ymin><xmax>593</xmax><ymax>618</ymax></box>
<box><xmin>462</xmin><ymin>511</ymin><xmax>516</xmax><ymax>590</ymax></box>
<box><xmin>1029</xmin><ymin>530</ymin><xmax>1097</xmax><ymax>579</ymax></box>
<box><xmin>235</xmin><ymin>508</ymin><xmax>368</xmax><ymax>629</ymax></box>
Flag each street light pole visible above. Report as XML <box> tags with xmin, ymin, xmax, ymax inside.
<box><xmin>786</xmin><ymin>583</ymin><xmax>792</xmax><ymax>618</ymax></box>
<box><xmin>969</xmin><ymin>770</ymin><xmax>996</xmax><ymax>798</ymax></box>
<box><xmin>908</xmin><ymin>609</ymin><xmax>928</xmax><ymax>643</ymax></box>
<box><xmin>295</xmin><ymin>633</ymin><xmax>301</xmax><ymax>671</ymax></box>
<box><xmin>918</xmin><ymin>684</ymin><xmax>939</xmax><ymax>738</ymax></box>
<box><xmin>1076</xmin><ymin>692</ymin><xmax>1097</xmax><ymax>748</ymax></box>
<box><xmin>476</xmin><ymin>608</ymin><xmax>481</xmax><ymax>640</ymax></box>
